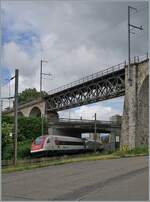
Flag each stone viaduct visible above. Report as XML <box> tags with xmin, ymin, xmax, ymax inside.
<box><xmin>3</xmin><ymin>56</ymin><xmax>149</xmax><ymax>149</ymax></box>
<box><xmin>4</xmin><ymin>99</ymin><xmax>46</xmax><ymax>118</ymax></box>
<box><xmin>121</xmin><ymin>58</ymin><xmax>149</xmax><ymax>149</ymax></box>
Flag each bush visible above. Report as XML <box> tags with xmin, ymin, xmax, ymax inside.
<box><xmin>2</xmin><ymin>144</ymin><xmax>13</xmax><ymax>160</ymax></box>
<box><xmin>17</xmin><ymin>140</ymin><xmax>31</xmax><ymax>159</ymax></box>
<box><xmin>2</xmin><ymin>140</ymin><xmax>32</xmax><ymax>160</ymax></box>
<box><xmin>2</xmin><ymin>116</ymin><xmax>48</xmax><ymax>160</ymax></box>
<box><xmin>2</xmin><ymin>122</ymin><xmax>13</xmax><ymax>159</ymax></box>
<box><xmin>114</xmin><ymin>146</ymin><xmax>148</xmax><ymax>157</ymax></box>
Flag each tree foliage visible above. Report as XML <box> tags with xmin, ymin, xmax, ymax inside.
<box><xmin>2</xmin><ymin>122</ymin><xmax>13</xmax><ymax>148</ymax></box>
<box><xmin>18</xmin><ymin>88</ymin><xmax>48</xmax><ymax>104</ymax></box>
<box><xmin>2</xmin><ymin>116</ymin><xmax>48</xmax><ymax>160</ymax></box>
<box><xmin>2</xmin><ymin>116</ymin><xmax>48</xmax><ymax>141</ymax></box>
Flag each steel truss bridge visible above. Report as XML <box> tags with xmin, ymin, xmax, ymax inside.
<box><xmin>45</xmin><ymin>56</ymin><xmax>147</xmax><ymax>112</ymax></box>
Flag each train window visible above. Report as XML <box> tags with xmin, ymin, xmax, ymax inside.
<box><xmin>55</xmin><ymin>139</ymin><xmax>59</xmax><ymax>145</ymax></box>
<box><xmin>35</xmin><ymin>137</ymin><xmax>41</xmax><ymax>145</ymax></box>
<box><xmin>35</xmin><ymin>136</ymin><xmax>46</xmax><ymax>145</ymax></box>
<box><xmin>47</xmin><ymin>139</ymin><xmax>50</xmax><ymax>143</ymax></box>
<box><xmin>57</xmin><ymin>140</ymin><xmax>84</xmax><ymax>145</ymax></box>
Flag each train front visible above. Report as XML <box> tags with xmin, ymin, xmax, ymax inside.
<box><xmin>31</xmin><ymin>135</ymin><xmax>47</xmax><ymax>157</ymax></box>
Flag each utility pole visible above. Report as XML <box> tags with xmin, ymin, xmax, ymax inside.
<box><xmin>8</xmin><ymin>81</ymin><xmax>10</xmax><ymax>109</ymax></box>
<box><xmin>40</xmin><ymin>60</ymin><xmax>42</xmax><ymax>92</ymax></box>
<box><xmin>94</xmin><ymin>113</ymin><xmax>97</xmax><ymax>153</ymax></box>
<box><xmin>40</xmin><ymin>59</ymin><xmax>50</xmax><ymax>93</ymax></box>
<box><xmin>1</xmin><ymin>99</ymin><xmax>3</xmax><ymax>111</ymax></box>
<box><xmin>128</xmin><ymin>5</ymin><xmax>143</xmax><ymax>86</ymax></box>
<box><xmin>13</xmin><ymin>69</ymin><xmax>19</xmax><ymax>166</ymax></box>
<box><xmin>5</xmin><ymin>79</ymin><xmax>11</xmax><ymax>109</ymax></box>
<box><xmin>41</xmin><ymin>114</ymin><xmax>44</xmax><ymax>136</ymax></box>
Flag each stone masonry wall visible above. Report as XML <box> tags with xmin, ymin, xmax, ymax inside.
<box><xmin>121</xmin><ymin>59</ymin><xmax>149</xmax><ymax>149</ymax></box>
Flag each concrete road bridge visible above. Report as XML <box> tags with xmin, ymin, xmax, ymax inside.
<box><xmin>48</xmin><ymin>117</ymin><xmax>121</xmax><ymax>150</ymax></box>
<box><xmin>3</xmin><ymin>55</ymin><xmax>149</xmax><ymax>149</ymax></box>
<box><xmin>51</xmin><ymin>118</ymin><xmax>121</xmax><ymax>133</ymax></box>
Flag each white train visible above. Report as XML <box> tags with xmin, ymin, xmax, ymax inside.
<box><xmin>31</xmin><ymin>135</ymin><xmax>86</xmax><ymax>156</ymax></box>
<box><xmin>31</xmin><ymin>134</ymin><xmax>104</xmax><ymax>157</ymax></box>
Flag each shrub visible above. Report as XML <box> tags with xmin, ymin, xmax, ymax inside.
<box><xmin>114</xmin><ymin>146</ymin><xmax>148</xmax><ymax>157</ymax></box>
<box><xmin>2</xmin><ymin>144</ymin><xmax>13</xmax><ymax>160</ymax></box>
<box><xmin>2</xmin><ymin>140</ymin><xmax>32</xmax><ymax>160</ymax></box>
<box><xmin>2</xmin><ymin>116</ymin><xmax>48</xmax><ymax>160</ymax></box>
<box><xmin>17</xmin><ymin>140</ymin><xmax>31</xmax><ymax>159</ymax></box>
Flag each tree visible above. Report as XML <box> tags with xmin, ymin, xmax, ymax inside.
<box><xmin>2</xmin><ymin>122</ymin><xmax>13</xmax><ymax>159</ymax></box>
<box><xmin>18</xmin><ymin>88</ymin><xmax>47</xmax><ymax>104</ymax></box>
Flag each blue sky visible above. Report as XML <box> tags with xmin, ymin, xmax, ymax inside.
<box><xmin>1</xmin><ymin>67</ymin><xmax>11</xmax><ymax>85</ymax></box>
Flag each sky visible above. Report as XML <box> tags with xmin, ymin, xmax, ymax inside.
<box><xmin>1</xmin><ymin>0</ymin><xmax>148</xmax><ymax>120</ymax></box>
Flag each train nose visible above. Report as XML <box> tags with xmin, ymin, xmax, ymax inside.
<box><xmin>31</xmin><ymin>136</ymin><xmax>46</xmax><ymax>152</ymax></box>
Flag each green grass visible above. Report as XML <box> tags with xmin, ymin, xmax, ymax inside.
<box><xmin>2</xmin><ymin>146</ymin><xmax>148</xmax><ymax>174</ymax></box>
<box><xmin>2</xmin><ymin>154</ymin><xmax>117</xmax><ymax>173</ymax></box>
<box><xmin>114</xmin><ymin>146</ymin><xmax>149</xmax><ymax>157</ymax></box>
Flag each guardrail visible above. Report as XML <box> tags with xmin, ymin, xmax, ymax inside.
<box><xmin>47</xmin><ymin>54</ymin><xmax>148</xmax><ymax>95</ymax></box>
<box><xmin>58</xmin><ymin>118</ymin><xmax>121</xmax><ymax>125</ymax></box>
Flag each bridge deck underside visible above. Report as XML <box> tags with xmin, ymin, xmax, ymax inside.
<box><xmin>49</xmin><ymin>121</ymin><xmax>121</xmax><ymax>133</ymax></box>
<box><xmin>46</xmin><ymin>69</ymin><xmax>125</xmax><ymax>111</ymax></box>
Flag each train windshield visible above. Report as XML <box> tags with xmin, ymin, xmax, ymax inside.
<box><xmin>34</xmin><ymin>136</ymin><xmax>45</xmax><ymax>145</ymax></box>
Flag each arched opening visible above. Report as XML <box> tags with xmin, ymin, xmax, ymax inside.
<box><xmin>29</xmin><ymin>107</ymin><xmax>41</xmax><ymax>117</ymax></box>
<box><xmin>137</xmin><ymin>75</ymin><xmax>149</xmax><ymax>146</ymax></box>
<box><xmin>18</xmin><ymin>111</ymin><xmax>24</xmax><ymax>117</ymax></box>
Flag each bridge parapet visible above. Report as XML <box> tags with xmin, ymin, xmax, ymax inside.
<box><xmin>58</xmin><ymin>118</ymin><xmax>121</xmax><ymax>126</ymax></box>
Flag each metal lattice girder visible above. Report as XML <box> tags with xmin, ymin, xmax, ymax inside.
<box><xmin>45</xmin><ymin>68</ymin><xmax>125</xmax><ymax>111</ymax></box>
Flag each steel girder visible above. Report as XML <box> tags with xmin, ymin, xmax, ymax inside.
<box><xmin>45</xmin><ymin>69</ymin><xmax>125</xmax><ymax>112</ymax></box>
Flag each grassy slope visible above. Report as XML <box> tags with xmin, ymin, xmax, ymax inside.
<box><xmin>2</xmin><ymin>146</ymin><xmax>148</xmax><ymax>173</ymax></box>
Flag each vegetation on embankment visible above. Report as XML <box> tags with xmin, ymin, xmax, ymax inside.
<box><xmin>114</xmin><ymin>146</ymin><xmax>149</xmax><ymax>157</ymax></box>
<box><xmin>2</xmin><ymin>116</ymin><xmax>48</xmax><ymax>160</ymax></box>
<box><xmin>2</xmin><ymin>146</ymin><xmax>148</xmax><ymax>174</ymax></box>
<box><xmin>2</xmin><ymin>140</ymin><xmax>32</xmax><ymax>160</ymax></box>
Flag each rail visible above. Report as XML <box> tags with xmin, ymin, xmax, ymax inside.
<box><xmin>2</xmin><ymin>156</ymin><xmax>64</xmax><ymax>168</ymax></box>
<box><xmin>47</xmin><ymin>54</ymin><xmax>148</xmax><ymax>95</ymax></box>
<box><xmin>2</xmin><ymin>152</ymin><xmax>98</xmax><ymax>168</ymax></box>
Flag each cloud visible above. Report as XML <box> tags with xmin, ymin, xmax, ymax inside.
<box><xmin>1</xmin><ymin>1</ymin><xmax>148</xmax><ymax>115</ymax></box>
<box><xmin>59</xmin><ymin>98</ymin><xmax>123</xmax><ymax>120</ymax></box>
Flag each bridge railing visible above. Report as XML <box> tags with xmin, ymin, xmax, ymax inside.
<box><xmin>47</xmin><ymin>54</ymin><xmax>148</xmax><ymax>95</ymax></box>
<box><xmin>48</xmin><ymin>62</ymin><xmax>125</xmax><ymax>95</ymax></box>
<box><xmin>58</xmin><ymin>118</ymin><xmax>120</xmax><ymax>125</ymax></box>
<box><xmin>130</xmin><ymin>54</ymin><xmax>148</xmax><ymax>64</ymax></box>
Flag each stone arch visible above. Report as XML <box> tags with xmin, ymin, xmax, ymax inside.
<box><xmin>29</xmin><ymin>106</ymin><xmax>41</xmax><ymax>117</ymax></box>
<box><xmin>18</xmin><ymin>111</ymin><xmax>24</xmax><ymax>117</ymax></box>
<box><xmin>137</xmin><ymin>75</ymin><xmax>149</xmax><ymax>146</ymax></box>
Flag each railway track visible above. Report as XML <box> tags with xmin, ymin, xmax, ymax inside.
<box><xmin>2</xmin><ymin>152</ymin><xmax>95</xmax><ymax>168</ymax></box>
